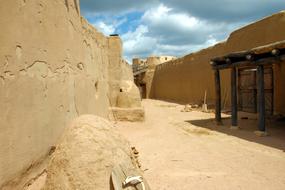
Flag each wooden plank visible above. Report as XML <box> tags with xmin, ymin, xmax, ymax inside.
<box><xmin>238</xmin><ymin>68</ymin><xmax>257</xmax><ymax>113</ymax></box>
<box><xmin>111</xmin><ymin>161</ymin><xmax>151</xmax><ymax>190</ymax></box>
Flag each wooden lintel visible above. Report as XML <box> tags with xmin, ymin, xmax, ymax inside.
<box><xmin>212</xmin><ymin>55</ymin><xmax>285</xmax><ymax>70</ymax></box>
<box><xmin>212</xmin><ymin>40</ymin><xmax>285</xmax><ymax>63</ymax></box>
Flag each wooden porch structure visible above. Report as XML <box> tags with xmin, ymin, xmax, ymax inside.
<box><xmin>210</xmin><ymin>40</ymin><xmax>285</xmax><ymax>132</ymax></box>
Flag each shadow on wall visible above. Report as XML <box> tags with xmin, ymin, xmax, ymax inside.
<box><xmin>186</xmin><ymin>116</ymin><xmax>285</xmax><ymax>151</ymax></box>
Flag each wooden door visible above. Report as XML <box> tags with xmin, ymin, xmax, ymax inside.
<box><xmin>238</xmin><ymin>67</ymin><xmax>273</xmax><ymax>115</ymax></box>
<box><xmin>263</xmin><ymin>68</ymin><xmax>274</xmax><ymax>115</ymax></box>
<box><xmin>238</xmin><ymin>68</ymin><xmax>257</xmax><ymax>113</ymax></box>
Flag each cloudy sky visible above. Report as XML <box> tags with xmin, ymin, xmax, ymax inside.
<box><xmin>80</xmin><ymin>0</ymin><xmax>285</xmax><ymax>62</ymax></box>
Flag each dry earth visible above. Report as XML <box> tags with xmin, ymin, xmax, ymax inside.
<box><xmin>117</xmin><ymin>99</ymin><xmax>285</xmax><ymax>190</ymax></box>
<box><xmin>20</xmin><ymin>99</ymin><xmax>285</xmax><ymax>190</ymax></box>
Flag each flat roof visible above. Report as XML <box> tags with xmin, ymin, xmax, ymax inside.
<box><xmin>211</xmin><ymin>40</ymin><xmax>285</xmax><ymax>70</ymax></box>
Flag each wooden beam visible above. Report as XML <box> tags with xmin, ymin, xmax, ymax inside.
<box><xmin>214</xmin><ymin>69</ymin><xmax>222</xmax><ymax>125</ymax></box>
<box><xmin>271</xmin><ymin>49</ymin><xmax>280</xmax><ymax>56</ymax></box>
<box><xmin>257</xmin><ymin>65</ymin><xmax>266</xmax><ymax>132</ymax></box>
<box><xmin>246</xmin><ymin>54</ymin><xmax>254</xmax><ymax>61</ymax></box>
<box><xmin>212</xmin><ymin>40</ymin><xmax>285</xmax><ymax>62</ymax></box>
<box><xmin>226</xmin><ymin>58</ymin><xmax>231</xmax><ymax>64</ymax></box>
<box><xmin>231</xmin><ymin>67</ymin><xmax>238</xmax><ymax>127</ymax></box>
<box><xmin>252</xmin><ymin>40</ymin><xmax>285</xmax><ymax>54</ymax></box>
<box><xmin>212</xmin><ymin>55</ymin><xmax>285</xmax><ymax>70</ymax></box>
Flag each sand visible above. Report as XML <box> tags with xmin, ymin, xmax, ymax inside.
<box><xmin>20</xmin><ymin>99</ymin><xmax>285</xmax><ymax>190</ymax></box>
<box><xmin>117</xmin><ymin>99</ymin><xmax>285</xmax><ymax>190</ymax></box>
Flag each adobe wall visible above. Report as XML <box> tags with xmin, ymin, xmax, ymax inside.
<box><xmin>152</xmin><ymin>11</ymin><xmax>285</xmax><ymax>115</ymax></box>
<box><xmin>134</xmin><ymin>56</ymin><xmax>178</xmax><ymax>98</ymax></box>
<box><xmin>108</xmin><ymin>37</ymin><xmax>140</xmax><ymax>107</ymax></box>
<box><xmin>0</xmin><ymin>0</ymin><xmax>141</xmax><ymax>186</ymax></box>
<box><xmin>144</xmin><ymin>57</ymin><xmax>161</xmax><ymax>98</ymax></box>
<box><xmin>153</xmin><ymin>43</ymin><xmax>228</xmax><ymax>106</ymax></box>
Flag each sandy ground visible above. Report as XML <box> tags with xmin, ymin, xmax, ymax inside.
<box><xmin>12</xmin><ymin>99</ymin><xmax>285</xmax><ymax>190</ymax></box>
<box><xmin>116</xmin><ymin>99</ymin><xmax>285</xmax><ymax>190</ymax></box>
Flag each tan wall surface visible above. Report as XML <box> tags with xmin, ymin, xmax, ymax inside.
<box><xmin>108</xmin><ymin>37</ymin><xmax>141</xmax><ymax>108</ymax></box>
<box><xmin>152</xmin><ymin>11</ymin><xmax>285</xmax><ymax>114</ymax></box>
<box><xmin>0</xmin><ymin>0</ymin><xmax>140</xmax><ymax>186</ymax></box>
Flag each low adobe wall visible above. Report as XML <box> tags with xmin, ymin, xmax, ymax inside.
<box><xmin>152</xmin><ymin>11</ymin><xmax>285</xmax><ymax>115</ymax></box>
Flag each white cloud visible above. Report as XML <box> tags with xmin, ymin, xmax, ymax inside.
<box><xmin>81</xmin><ymin>0</ymin><xmax>285</xmax><ymax>22</ymax></box>
<box><xmin>122</xmin><ymin>4</ymin><xmax>235</xmax><ymax>60</ymax></box>
<box><xmin>155</xmin><ymin>36</ymin><xmax>219</xmax><ymax>56</ymax></box>
<box><xmin>82</xmin><ymin>1</ymin><xmax>285</xmax><ymax>60</ymax></box>
<box><xmin>122</xmin><ymin>25</ymin><xmax>158</xmax><ymax>60</ymax></box>
<box><xmin>92</xmin><ymin>21</ymin><xmax>116</xmax><ymax>35</ymax></box>
<box><xmin>143</xmin><ymin>4</ymin><xmax>199</xmax><ymax>30</ymax></box>
<box><xmin>142</xmin><ymin>4</ymin><xmax>238</xmax><ymax>45</ymax></box>
<box><xmin>91</xmin><ymin>17</ymin><xmax>128</xmax><ymax>35</ymax></box>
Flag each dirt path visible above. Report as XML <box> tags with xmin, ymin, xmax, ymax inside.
<box><xmin>117</xmin><ymin>99</ymin><xmax>285</xmax><ymax>190</ymax></box>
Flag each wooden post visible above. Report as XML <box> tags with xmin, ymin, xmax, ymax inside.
<box><xmin>214</xmin><ymin>69</ymin><xmax>222</xmax><ymax>125</ymax></box>
<box><xmin>231</xmin><ymin>67</ymin><xmax>238</xmax><ymax>127</ymax></box>
<box><xmin>257</xmin><ymin>65</ymin><xmax>266</xmax><ymax>132</ymax></box>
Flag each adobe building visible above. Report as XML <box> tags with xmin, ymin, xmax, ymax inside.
<box><xmin>0</xmin><ymin>0</ymin><xmax>143</xmax><ymax>187</ymax></box>
<box><xmin>133</xmin><ymin>55</ymin><xmax>176</xmax><ymax>98</ymax></box>
<box><xmin>134</xmin><ymin>11</ymin><xmax>285</xmax><ymax>132</ymax></box>
<box><xmin>211</xmin><ymin>41</ymin><xmax>285</xmax><ymax>134</ymax></box>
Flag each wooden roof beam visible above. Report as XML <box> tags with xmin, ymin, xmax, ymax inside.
<box><xmin>212</xmin><ymin>54</ymin><xmax>285</xmax><ymax>70</ymax></box>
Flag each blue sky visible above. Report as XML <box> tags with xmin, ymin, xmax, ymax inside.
<box><xmin>80</xmin><ymin>0</ymin><xmax>285</xmax><ymax>61</ymax></box>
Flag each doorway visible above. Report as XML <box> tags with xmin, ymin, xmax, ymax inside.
<box><xmin>238</xmin><ymin>67</ymin><xmax>273</xmax><ymax>115</ymax></box>
<box><xmin>139</xmin><ymin>84</ymin><xmax>146</xmax><ymax>99</ymax></box>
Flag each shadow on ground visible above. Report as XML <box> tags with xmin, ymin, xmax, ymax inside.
<box><xmin>186</xmin><ymin>115</ymin><xmax>285</xmax><ymax>151</ymax></box>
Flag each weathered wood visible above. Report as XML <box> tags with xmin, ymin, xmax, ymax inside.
<box><xmin>226</xmin><ymin>58</ymin><xmax>231</xmax><ymax>64</ymax></box>
<box><xmin>210</xmin><ymin>61</ymin><xmax>216</xmax><ymax>66</ymax></box>
<box><xmin>212</xmin><ymin>55</ymin><xmax>285</xmax><ymax>70</ymax></box>
<box><xmin>252</xmin><ymin>40</ymin><xmax>285</xmax><ymax>54</ymax></box>
<box><xmin>257</xmin><ymin>65</ymin><xmax>266</xmax><ymax>132</ymax></box>
<box><xmin>111</xmin><ymin>161</ymin><xmax>151</xmax><ymax>190</ymax></box>
<box><xmin>246</xmin><ymin>54</ymin><xmax>254</xmax><ymax>61</ymax></box>
<box><xmin>212</xmin><ymin>57</ymin><xmax>226</xmax><ymax>63</ymax></box>
<box><xmin>214</xmin><ymin>69</ymin><xmax>222</xmax><ymax>125</ymax></box>
<box><xmin>271</xmin><ymin>49</ymin><xmax>280</xmax><ymax>56</ymax></box>
<box><xmin>231</xmin><ymin>67</ymin><xmax>238</xmax><ymax>127</ymax></box>
<box><xmin>210</xmin><ymin>40</ymin><xmax>285</xmax><ymax>132</ymax></box>
<box><xmin>211</xmin><ymin>40</ymin><xmax>285</xmax><ymax>66</ymax></box>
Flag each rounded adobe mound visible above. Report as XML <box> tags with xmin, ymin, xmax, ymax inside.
<box><xmin>43</xmin><ymin>115</ymin><xmax>136</xmax><ymax>190</ymax></box>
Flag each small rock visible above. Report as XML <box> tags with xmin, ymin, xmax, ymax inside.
<box><xmin>254</xmin><ymin>131</ymin><xmax>269</xmax><ymax>137</ymax></box>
